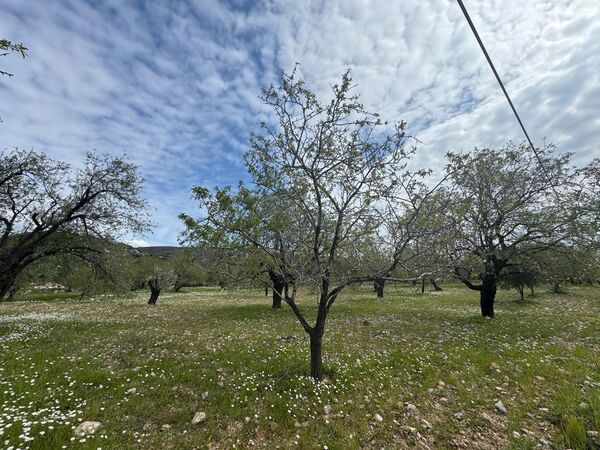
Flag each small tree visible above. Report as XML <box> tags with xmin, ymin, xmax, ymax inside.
<box><xmin>147</xmin><ymin>267</ymin><xmax>176</xmax><ymax>305</ymax></box>
<box><xmin>0</xmin><ymin>149</ymin><xmax>150</xmax><ymax>300</ymax></box>
<box><xmin>182</xmin><ymin>68</ymin><xmax>437</xmax><ymax>379</ymax></box>
<box><xmin>499</xmin><ymin>266</ymin><xmax>541</xmax><ymax>300</ymax></box>
<box><xmin>168</xmin><ymin>250</ymin><xmax>206</xmax><ymax>292</ymax></box>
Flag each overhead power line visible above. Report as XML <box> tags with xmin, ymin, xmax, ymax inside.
<box><xmin>454</xmin><ymin>0</ymin><xmax>559</xmax><ymax>194</ymax></box>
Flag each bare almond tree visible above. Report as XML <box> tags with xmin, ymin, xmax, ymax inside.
<box><xmin>182</xmin><ymin>69</ymin><xmax>440</xmax><ymax>379</ymax></box>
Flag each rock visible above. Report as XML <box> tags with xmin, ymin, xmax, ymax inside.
<box><xmin>495</xmin><ymin>401</ymin><xmax>507</xmax><ymax>415</ymax></box>
<box><xmin>481</xmin><ymin>412</ymin><xmax>493</xmax><ymax>422</ymax></box>
<box><xmin>160</xmin><ymin>424</ymin><xmax>171</xmax><ymax>432</ymax></box>
<box><xmin>437</xmin><ymin>380</ymin><xmax>446</xmax><ymax>389</ymax></box>
<box><xmin>191</xmin><ymin>412</ymin><xmax>206</xmax><ymax>424</ymax></box>
<box><xmin>245</xmin><ymin>417</ymin><xmax>251</xmax><ymax>423</ymax></box>
<box><xmin>538</xmin><ymin>407</ymin><xmax>549</xmax><ymax>413</ymax></box>
<box><xmin>323</xmin><ymin>404</ymin><xmax>332</xmax><ymax>415</ymax></box>
<box><xmin>421</xmin><ymin>419</ymin><xmax>432</xmax><ymax>429</ymax></box>
<box><xmin>201</xmin><ymin>391</ymin><xmax>209</xmax><ymax>400</ymax></box>
<box><xmin>587</xmin><ymin>430</ymin><xmax>599</xmax><ymax>437</ymax></box>
<box><xmin>374</xmin><ymin>413</ymin><xmax>383</xmax><ymax>422</ymax></box>
<box><xmin>512</xmin><ymin>431</ymin><xmax>521</xmax><ymax>438</ymax></box>
<box><xmin>125</xmin><ymin>387</ymin><xmax>137</xmax><ymax>395</ymax></box>
<box><xmin>453</xmin><ymin>412</ymin><xmax>464</xmax><ymax>419</ymax></box>
<box><xmin>539</xmin><ymin>438</ymin><xmax>551</xmax><ymax>447</ymax></box>
<box><xmin>401</xmin><ymin>425</ymin><xmax>417</xmax><ymax>434</ymax></box>
<box><xmin>490</xmin><ymin>362</ymin><xmax>500</xmax><ymax>370</ymax></box>
<box><xmin>406</xmin><ymin>403</ymin><xmax>417</xmax><ymax>411</ymax></box>
<box><xmin>74</xmin><ymin>421</ymin><xmax>102</xmax><ymax>438</ymax></box>
<box><xmin>579</xmin><ymin>402</ymin><xmax>589</xmax><ymax>409</ymax></box>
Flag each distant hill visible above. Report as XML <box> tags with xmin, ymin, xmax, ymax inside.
<box><xmin>130</xmin><ymin>246</ymin><xmax>182</xmax><ymax>259</ymax></box>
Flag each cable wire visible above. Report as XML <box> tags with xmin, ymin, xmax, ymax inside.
<box><xmin>455</xmin><ymin>0</ymin><xmax>559</xmax><ymax>195</ymax></box>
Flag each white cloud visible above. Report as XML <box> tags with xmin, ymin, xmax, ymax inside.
<box><xmin>1</xmin><ymin>0</ymin><xmax>598</xmax><ymax>244</ymax></box>
<box><xmin>126</xmin><ymin>239</ymin><xmax>151</xmax><ymax>248</ymax></box>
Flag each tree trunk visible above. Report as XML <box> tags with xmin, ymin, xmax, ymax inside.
<box><xmin>529</xmin><ymin>285</ymin><xmax>535</xmax><ymax>297</ymax></box>
<box><xmin>268</xmin><ymin>269</ymin><xmax>285</xmax><ymax>309</ymax></box>
<box><xmin>265</xmin><ymin>286</ymin><xmax>269</xmax><ymax>296</ymax></box>
<box><xmin>480</xmin><ymin>276</ymin><xmax>496</xmax><ymax>318</ymax></box>
<box><xmin>375</xmin><ymin>279</ymin><xmax>385</xmax><ymax>300</ymax></box>
<box><xmin>421</xmin><ymin>277</ymin><xmax>426</xmax><ymax>294</ymax></box>
<box><xmin>272</xmin><ymin>282</ymin><xmax>283</xmax><ymax>309</ymax></box>
<box><xmin>431</xmin><ymin>278</ymin><xmax>443</xmax><ymax>291</ymax></box>
<box><xmin>148</xmin><ymin>289</ymin><xmax>160</xmax><ymax>305</ymax></box>
<box><xmin>310</xmin><ymin>330</ymin><xmax>324</xmax><ymax>380</ymax></box>
<box><xmin>516</xmin><ymin>284</ymin><xmax>524</xmax><ymax>301</ymax></box>
<box><xmin>0</xmin><ymin>272</ymin><xmax>18</xmax><ymax>302</ymax></box>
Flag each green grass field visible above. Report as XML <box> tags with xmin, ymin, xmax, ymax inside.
<box><xmin>0</xmin><ymin>284</ymin><xmax>599</xmax><ymax>449</ymax></box>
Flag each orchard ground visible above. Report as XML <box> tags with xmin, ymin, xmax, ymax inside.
<box><xmin>0</xmin><ymin>284</ymin><xmax>599</xmax><ymax>449</ymax></box>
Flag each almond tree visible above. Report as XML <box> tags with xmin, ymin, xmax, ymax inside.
<box><xmin>0</xmin><ymin>149</ymin><xmax>150</xmax><ymax>300</ymax></box>
<box><xmin>444</xmin><ymin>143</ymin><xmax>577</xmax><ymax>317</ymax></box>
<box><xmin>182</xmin><ymin>69</ymin><xmax>438</xmax><ymax>379</ymax></box>
<box><xmin>147</xmin><ymin>266</ymin><xmax>176</xmax><ymax>305</ymax></box>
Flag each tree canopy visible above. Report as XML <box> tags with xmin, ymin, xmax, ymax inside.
<box><xmin>0</xmin><ymin>149</ymin><xmax>150</xmax><ymax>300</ymax></box>
<box><xmin>181</xmin><ymin>68</ymin><xmax>445</xmax><ymax>378</ymax></box>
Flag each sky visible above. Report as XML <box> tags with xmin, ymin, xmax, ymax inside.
<box><xmin>1</xmin><ymin>0</ymin><xmax>598</xmax><ymax>246</ymax></box>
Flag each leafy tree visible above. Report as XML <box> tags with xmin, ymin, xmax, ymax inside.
<box><xmin>535</xmin><ymin>246</ymin><xmax>600</xmax><ymax>291</ymax></box>
<box><xmin>0</xmin><ymin>149</ymin><xmax>150</xmax><ymax>300</ymax></box>
<box><xmin>182</xmin><ymin>68</ymin><xmax>437</xmax><ymax>379</ymax></box>
<box><xmin>575</xmin><ymin>158</ymin><xmax>600</xmax><ymax>248</ymax></box>
<box><xmin>499</xmin><ymin>260</ymin><xmax>543</xmax><ymax>300</ymax></box>
<box><xmin>445</xmin><ymin>143</ymin><xmax>577</xmax><ymax>317</ymax></box>
<box><xmin>168</xmin><ymin>250</ymin><xmax>207</xmax><ymax>291</ymax></box>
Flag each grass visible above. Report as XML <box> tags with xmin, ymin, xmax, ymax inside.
<box><xmin>0</xmin><ymin>284</ymin><xmax>599</xmax><ymax>449</ymax></box>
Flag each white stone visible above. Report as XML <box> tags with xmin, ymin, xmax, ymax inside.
<box><xmin>374</xmin><ymin>413</ymin><xmax>383</xmax><ymax>422</ymax></box>
<box><xmin>495</xmin><ymin>401</ymin><xmax>507</xmax><ymax>415</ymax></box>
<box><xmin>191</xmin><ymin>412</ymin><xmax>206</xmax><ymax>424</ymax></box>
<box><xmin>74</xmin><ymin>421</ymin><xmax>102</xmax><ymax>438</ymax></box>
<box><xmin>323</xmin><ymin>404</ymin><xmax>332</xmax><ymax>415</ymax></box>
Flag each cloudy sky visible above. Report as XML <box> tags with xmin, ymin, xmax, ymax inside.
<box><xmin>1</xmin><ymin>0</ymin><xmax>598</xmax><ymax>246</ymax></box>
